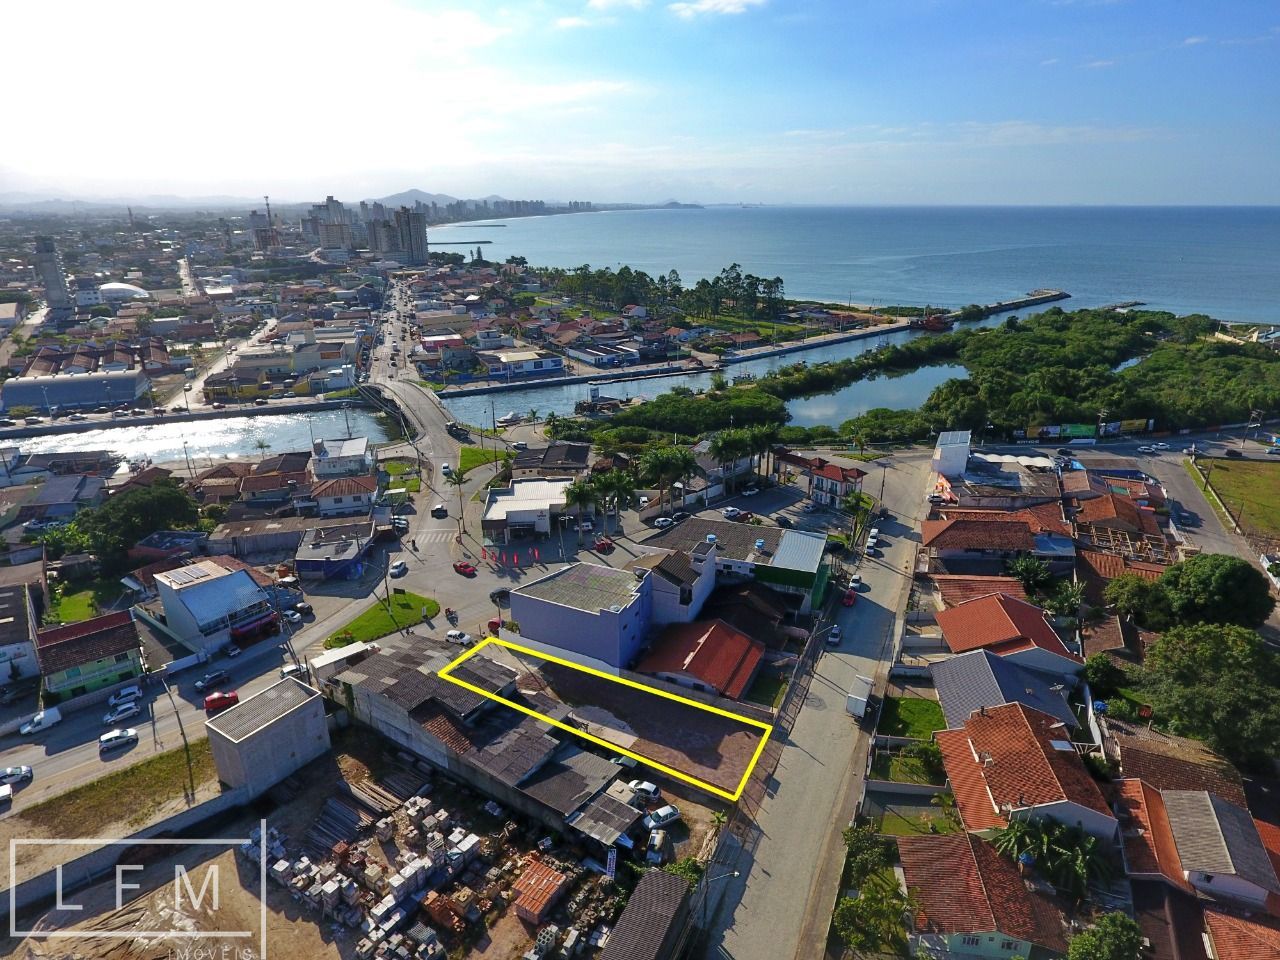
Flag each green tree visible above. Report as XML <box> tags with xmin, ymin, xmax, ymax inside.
<box><xmin>1082</xmin><ymin>653</ymin><xmax>1125</xmax><ymax>695</ymax></box>
<box><xmin>1157</xmin><ymin>553</ymin><xmax>1276</xmax><ymax>629</ymax></box>
<box><xmin>563</xmin><ymin>480</ymin><xmax>599</xmax><ymax>544</ymax></box>
<box><xmin>832</xmin><ymin>884</ymin><xmax>913</xmax><ymax>955</ymax></box>
<box><xmin>639</xmin><ymin>447</ymin><xmax>680</xmax><ymax>517</ymax></box>
<box><xmin>841</xmin><ymin>822</ymin><xmax>892</xmax><ymax>885</ymax></box>
<box><xmin>1102</xmin><ymin>573</ymin><xmax>1170</xmax><ymax>629</ymax></box>
<box><xmin>61</xmin><ymin>480</ymin><xmax>200</xmax><ymax>572</ymax></box>
<box><xmin>710</xmin><ymin>372</ymin><xmax>728</xmax><ymax>391</ymax></box>
<box><xmin>1142</xmin><ymin>622</ymin><xmax>1280</xmax><ymax>767</ymax></box>
<box><xmin>661</xmin><ymin>857</ymin><xmax>703</xmax><ymax>888</ymax></box>
<box><xmin>1044</xmin><ymin>579</ymin><xmax>1086</xmax><ymax>617</ymax></box>
<box><xmin>1067</xmin><ymin>912</ymin><xmax>1145</xmax><ymax>960</ymax></box>
<box><xmin>1006</xmin><ymin>556</ymin><xmax>1052</xmax><ymax>593</ymax></box>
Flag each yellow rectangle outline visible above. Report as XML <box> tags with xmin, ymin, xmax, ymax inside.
<box><xmin>437</xmin><ymin>637</ymin><xmax>773</xmax><ymax>802</ymax></box>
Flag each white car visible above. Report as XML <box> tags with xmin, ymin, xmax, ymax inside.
<box><xmin>102</xmin><ymin>702</ymin><xmax>141</xmax><ymax>726</ymax></box>
<box><xmin>282</xmin><ymin>609</ymin><xmax>302</xmax><ymax>624</ymax></box>
<box><xmin>389</xmin><ymin>560</ymin><xmax>409</xmax><ymax>578</ymax></box>
<box><xmin>1152</xmin><ymin>442</ymin><xmax>1170</xmax><ymax>450</ymax></box>
<box><xmin>865</xmin><ymin>536</ymin><xmax>879</xmax><ymax>550</ymax></box>
<box><xmin>1137</xmin><ymin>445</ymin><xmax>1155</xmax><ymax>453</ymax></box>
<box><xmin>0</xmin><ymin>766</ymin><xmax>32</xmax><ymax>785</ymax></box>
<box><xmin>445</xmin><ymin>630</ymin><xmax>474</xmax><ymax>647</ymax></box>
<box><xmin>99</xmin><ymin>728</ymin><xmax>139</xmax><ymax>754</ymax></box>
<box><xmin>579</xmin><ymin>519</ymin><xmax>594</xmax><ymax>533</ymax></box>
<box><xmin>741</xmin><ymin>486</ymin><xmax>760</xmax><ymax>497</ymax></box>
<box><xmin>868</xmin><ymin>527</ymin><xmax>881</xmax><ymax>540</ymax></box>
<box><xmin>826</xmin><ymin>624</ymin><xmax>843</xmax><ymax>646</ymax></box>
<box><xmin>652</xmin><ymin>517</ymin><xmax>674</xmax><ymax>529</ymax></box>
<box><xmin>108</xmin><ymin>685</ymin><xmax>142</xmax><ymax>708</ymax></box>
<box><xmin>628</xmin><ymin>780</ymin><xmax>661</xmax><ymax>802</ymax></box>
<box><xmin>721</xmin><ymin>507</ymin><xmax>742</xmax><ymax>519</ymax></box>
<box><xmin>643</xmin><ymin>805</ymin><xmax>682</xmax><ymax>830</ymax></box>
<box><xmin>280</xmin><ymin>663</ymin><xmax>306</xmax><ymax>680</ymax></box>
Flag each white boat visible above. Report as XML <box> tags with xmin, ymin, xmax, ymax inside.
<box><xmin>495</xmin><ymin>412</ymin><xmax>524</xmax><ymax>427</ymax></box>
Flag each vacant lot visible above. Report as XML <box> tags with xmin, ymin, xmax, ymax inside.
<box><xmin>1200</xmin><ymin>457</ymin><xmax>1280</xmax><ymax>538</ymax></box>
<box><xmin>459</xmin><ymin>446</ymin><xmax>510</xmax><ymax>477</ymax></box>
<box><xmin>326</xmin><ymin>591</ymin><xmax>439</xmax><ymax>648</ymax></box>
<box><xmin>877</xmin><ymin>696</ymin><xmax>945</xmax><ymax>739</ymax></box>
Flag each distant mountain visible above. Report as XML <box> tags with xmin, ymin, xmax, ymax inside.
<box><xmin>370</xmin><ymin>188</ymin><xmax>461</xmax><ymax>207</ymax></box>
<box><xmin>0</xmin><ymin>192</ymin><xmax>259</xmax><ymax>213</ymax></box>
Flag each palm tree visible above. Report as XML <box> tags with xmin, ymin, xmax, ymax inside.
<box><xmin>254</xmin><ymin>438</ymin><xmax>271</xmax><ymax>461</ymax></box>
<box><xmin>599</xmin><ymin>469</ymin><xmax>635</xmax><ymax>535</ymax></box>
<box><xmin>639</xmin><ymin>447</ymin><xmax>677</xmax><ymax>516</ymax></box>
<box><xmin>445</xmin><ymin>472</ymin><xmax>467</xmax><ymax>533</ymax></box>
<box><xmin>667</xmin><ymin>447</ymin><xmax>698</xmax><ymax>513</ymax></box>
<box><xmin>747</xmin><ymin>424</ymin><xmax>777</xmax><ymax>485</ymax></box>
<box><xmin>563</xmin><ymin>480</ymin><xmax>598</xmax><ymax>544</ymax></box>
<box><xmin>709</xmin><ymin>429</ymin><xmax>750</xmax><ymax>496</ymax></box>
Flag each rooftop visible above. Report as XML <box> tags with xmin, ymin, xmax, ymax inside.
<box><xmin>644</xmin><ymin>518</ymin><xmax>825</xmax><ymax>573</ymax></box>
<box><xmin>598</xmin><ymin>869</ymin><xmax>690</xmax><ymax>960</ymax></box>
<box><xmin>637</xmin><ymin>619</ymin><xmax>765</xmax><ymax>700</ymax></box>
<box><xmin>930</xmin><ymin>650</ymin><xmax>1076</xmax><ymax>730</ymax></box>
<box><xmin>0</xmin><ymin>584</ymin><xmax>33</xmax><ymax>647</ymax></box>
<box><xmin>514</xmin><ymin>562</ymin><xmax>644</xmax><ymax>614</ymax></box>
<box><xmin>517</xmin><ymin>744</ymin><xmax>620</xmax><ymax>817</ymax></box>
<box><xmin>935</xmin><ymin>593</ymin><xmax>1081</xmax><ymax>662</ymax></box>
<box><xmin>1103</xmin><ymin>718</ymin><xmax>1247</xmax><ymax>808</ymax></box>
<box><xmin>206</xmin><ymin>676</ymin><xmax>319</xmax><ymax>742</ymax></box>
<box><xmin>484</xmin><ymin>478</ymin><xmax>572</xmax><ymax>522</ymax></box>
<box><xmin>1203</xmin><ymin>906</ymin><xmax>1280</xmax><ymax>960</ymax></box>
<box><xmin>1164</xmin><ymin>790</ymin><xmax>1280</xmax><ymax>893</ymax></box>
<box><xmin>35</xmin><ymin>610</ymin><xmax>139</xmax><ymax>675</ymax></box>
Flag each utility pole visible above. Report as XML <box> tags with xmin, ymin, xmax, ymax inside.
<box><xmin>1096</xmin><ymin>407</ymin><xmax>1109</xmax><ymax>439</ymax></box>
<box><xmin>1241</xmin><ymin>409</ymin><xmax>1262</xmax><ymax>449</ymax></box>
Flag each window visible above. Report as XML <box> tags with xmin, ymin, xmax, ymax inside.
<box><xmin>961</xmin><ymin>936</ymin><xmax>981</xmax><ymax>947</ymax></box>
<box><xmin>333</xmin><ymin>496</ymin><xmax>344</xmax><ymax>503</ymax></box>
<box><xmin>115</xmin><ymin>653</ymin><xmax>130</xmax><ymax>663</ymax></box>
<box><xmin>1000</xmin><ymin>941</ymin><xmax>1019</xmax><ymax>952</ymax></box>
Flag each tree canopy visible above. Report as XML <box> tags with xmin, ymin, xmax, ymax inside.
<box><xmin>37</xmin><ymin>480</ymin><xmax>200</xmax><ymax>572</ymax></box>
<box><xmin>1142</xmin><ymin>622</ymin><xmax>1280</xmax><ymax>768</ymax></box>
<box><xmin>1067</xmin><ymin>912</ymin><xmax>1145</xmax><ymax>960</ymax></box>
<box><xmin>1157</xmin><ymin>553</ymin><xmax>1276</xmax><ymax>629</ymax></box>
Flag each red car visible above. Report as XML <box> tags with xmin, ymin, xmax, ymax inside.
<box><xmin>594</xmin><ymin>537</ymin><xmax>615</xmax><ymax>552</ymax></box>
<box><xmin>204</xmin><ymin>691</ymin><xmax>239</xmax><ymax>713</ymax></box>
<box><xmin>841</xmin><ymin>589</ymin><xmax>858</xmax><ymax>607</ymax></box>
<box><xmin>453</xmin><ymin>561</ymin><xmax>477</xmax><ymax>576</ymax></box>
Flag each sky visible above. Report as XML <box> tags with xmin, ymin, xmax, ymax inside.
<box><xmin>4</xmin><ymin>0</ymin><xmax>1279</xmax><ymax>205</ymax></box>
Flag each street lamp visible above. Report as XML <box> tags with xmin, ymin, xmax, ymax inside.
<box><xmin>700</xmin><ymin>869</ymin><xmax>741</xmax><ymax>927</ymax></box>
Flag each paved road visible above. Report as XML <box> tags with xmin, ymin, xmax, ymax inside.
<box><xmin>706</xmin><ymin>450</ymin><xmax>934</xmax><ymax>960</ymax></box>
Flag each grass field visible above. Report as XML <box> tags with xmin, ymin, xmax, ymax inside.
<box><xmin>744</xmin><ymin>673</ymin><xmax>788</xmax><ymax>709</ymax></box>
<box><xmin>1198</xmin><ymin>457</ymin><xmax>1280</xmax><ymax>537</ymax></box>
<box><xmin>52</xmin><ymin>577</ymin><xmax>124</xmax><ymax>624</ymax></box>
<box><xmin>459</xmin><ymin>446</ymin><xmax>510</xmax><ymax>477</ymax></box>
<box><xmin>873</xmin><ymin>801</ymin><xmax>959</xmax><ymax>836</ymax></box>
<box><xmin>869</xmin><ymin>752</ymin><xmax>947</xmax><ymax>785</ymax></box>
<box><xmin>877</xmin><ymin>696</ymin><xmax>945</xmax><ymax>739</ymax></box>
<box><xmin>382</xmin><ymin>458</ymin><xmax>422</xmax><ymax>493</ymax></box>
<box><xmin>22</xmin><ymin>739</ymin><xmax>216</xmax><ymax>833</ymax></box>
<box><xmin>326</xmin><ymin>591</ymin><xmax>440</xmax><ymax>648</ymax></box>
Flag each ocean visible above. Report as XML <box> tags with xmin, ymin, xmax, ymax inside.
<box><xmin>435</xmin><ymin>205</ymin><xmax>1280</xmax><ymax>324</ymax></box>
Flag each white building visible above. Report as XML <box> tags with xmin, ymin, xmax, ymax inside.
<box><xmin>311</xmin><ymin>436</ymin><xmax>373</xmax><ymax>478</ymax></box>
<box><xmin>152</xmin><ymin>560</ymin><xmax>276</xmax><ymax>654</ymax></box>
<box><xmin>206</xmin><ymin>677</ymin><xmax>330</xmax><ymax>798</ymax></box>
<box><xmin>308</xmin><ymin>475</ymin><xmax>377</xmax><ymax>517</ymax></box>
<box><xmin>482</xmin><ymin>478</ymin><xmax>574</xmax><ymax>543</ymax></box>
<box><xmin>477</xmin><ymin>349</ymin><xmax>564</xmax><ymax>379</ymax></box>
<box><xmin>932</xmin><ymin>429</ymin><xmax>972</xmax><ymax>478</ymax></box>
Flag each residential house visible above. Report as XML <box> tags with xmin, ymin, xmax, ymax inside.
<box><xmin>477</xmin><ymin>349</ymin><xmax>563</xmax><ymax>379</ymax></box>
<box><xmin>936</xmin><ymin>701</ymin><xmax>1116</xmax><ymax>838</ymax></box>
<box><xmin>310</xmin><ymin>436</ymin><xmax>374</xmax><ymax>478</ymax></box>
<box><xmin>934</xmin><ymin>593</ymin><xmax>1083</xmax><ymax>677</ymax></box>
<box><xmin>626</xmin><ymin>549</ymin><xmax>715</xmax><ymax>625</ymax></box>
<box><xmin>921</xmin><ymin>574</ymin><xmax>1028</xmax><ymax>608</ymax></box>
<box><xmin>307</xmin><ymin>475</ymin><xmax>377</xmax><ymax>517</ymax></box>
<box><xmin>898</xmin><ymin>832</ymin><xmax>1069</xmax><ymax>959</ymax></box>
<box><xmin>23</xmin><ymin>474</ymin><xmax>107</xmax><ymax>522</ymax></box>
<box><xmin>35</xmin><ymin>610</ymin><xmax>145</xmax><ymax>697</ymax></box>
<box><xmin>1162</xmin><ymin>790</ymin><xmax>1280</xmax><ymax>907</ymax></box>
<box><xmin>1101</xmin><ymin>718</ymin><xmax>1248</xmax><ymax>808</ymax></box>
<box><xmin>702</xmin><ymin>581</ymin><xmax>792</xmax><ymax>649</ymax></box>
<box><xmin>636</xmin><ymin>619</ymin><xmax>765</xmax><ymax>700</ymax></box>
<box><xmin>1072</xmin><ymin>492</ymin><xmax>1163</xmax><ymax>537</ymax></box>
<box><xmin>920</xmin><ymin>519</ymin><xmax>1037</xmax><ymax>570</ymax></box>
<box><xmin>804</xmin><ymin>459</ymin><xmax>866</xmax><ymax>507</ymax></box>
<box><xmin>689</xmin><ymin>438</ymin><xmax>755</xmax><ymax>498</ymax></box>
<box><xmin>149</xmin><ymin>559</ymin><xmax>277</xmax><ymax>654</ymax></box>
<box><xmin>0</xmin><ymin>584</ymin><xmax>38</xmax><ymax>680</ymax></box>
<box><xmin>931</xmin><ymin>504</ymin><xmax>1076</xmax><ymax>569</ymax></box>
<box><xmin>1202</xmin><ymin>906</ymin><xmax>1280</xmax><ymax>960</ymax></box>
<box><xmin>508</xmin><ymin>562</ymin><xmax>652</xmax><ymax>671</ymax></box>
<box><xmin>511</xmin><ymin>442</ymin><xmax>592</xmax><ymax>480</ymax></box>
<box><xmin>598</xmin><ymin>869</ymin><xmax>692</xmax><ymax>960</ymax></box>
<box><xmin>930</xmin><ymin>650</ymin><xmax>1076</xmax><ymax>731</ymax></box>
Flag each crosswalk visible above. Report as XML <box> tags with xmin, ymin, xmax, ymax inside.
<box><xmin>414</xmin><ymin>529</ymin><xmax>455</xmax><ymax>544</ymax></box>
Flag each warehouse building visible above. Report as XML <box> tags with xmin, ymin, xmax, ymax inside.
<box><xmin>206</xmin><ymin>677</ymin><xmax>330</xmax><ymax>798</ymax></box>
<box><xmin>0</xmin><ymin>370</ymin><xmax>151</xmax><ymax>412</ymax></box>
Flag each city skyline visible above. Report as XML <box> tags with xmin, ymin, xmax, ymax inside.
<box><xmin>4</xmin><ymin>0</ymin><xmax>1279</xmax><ymax>205</ymax></box>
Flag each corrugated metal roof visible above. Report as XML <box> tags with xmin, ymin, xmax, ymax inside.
<box><xmin>1165</xmin><ymin>791</ymin><xmax>1280</xmax><ymax>892</ymax></box>
<box><xmin>515</xmin><ymin>562</ymin><xmax>641</xmax><ymax>614</ymax></box>
<box><xmin>206</xmin><ymin>677</ymin><xmax>319</xmax><ymax>742</ymax></box>
<box><xmin>772</xmin><ymin>530</ymin><xmax>826</xmax><ymax>573</ymax></box>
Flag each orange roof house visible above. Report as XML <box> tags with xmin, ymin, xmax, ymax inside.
<box><xmin>935</xmin><ymin>593</ymin><xmax>1082</xmax><ymax>673</ymax></box>
<box><xmin>636</xmin><ymin>619</ymin><xmax>765</xmax><ymax>700</ymax></box>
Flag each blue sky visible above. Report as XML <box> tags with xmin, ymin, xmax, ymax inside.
<box><xmin>5</xmin><ymin>0</ymin><xmax>1278</xmax><ymax>203</ymax></box>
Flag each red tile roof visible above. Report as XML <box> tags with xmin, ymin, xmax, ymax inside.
<box><xmin>1203</xmin><ymin>907</ymin><xmax>1280</xmax><ymax>960</ymax></box>
<box><xmin>311</xmin><ymin>475</ymin><xmax>377</xmax><ymax>498</ymax></box>
<box><xmin>921</xmin><ymin>518</ymin><xmax>1037</xmax><ymax>551</ymax></box>
<box><xmin>1075</xmin><ymin>493</ymin><xmax>1162</xmax><ymax>535</ymax></box>
<box><xmin>810</xmin><ymin>461</ymin><xmax>866</xmax><ymax>483</ymax></box>
<box><xmin>939</xmin><ymin>703</ymin><xmax>1112</xmax><ymax>829</ymax></box>
<box><xmin>1104</xmin><ymin>718</ymin><xmax>1247</xmax><ymax>808</ymax></box>
<box><xmin>1076</xmin><ymin>548</ymin><xmax>1166</xmax><ymax>606</ymax></box>
<box><xmin>35</xmin><ymin>611</ymin><xmax>141</xmax><ymax>675</ymax></box>
<box><xmin>1113</xmin><ymin>779</ymin><xmax>1188</xmax><ymax>889</ymax></box>
<box><xmin>927</xmin><ymin>575</ymin><xmax>1028</xmax><ymax>608</ymax></box>
<box><xmin>935</xmin><ymin>594</ymin><xmax>1082</xmax><ymax>662</ymax></box>
<box><xmin>636</xmin><ymin>619</ymin><xmax>765</xmax><ymax>700</ymax></box>
<box><xmin>940</xmin><ymin>504</ymin><xmax>1072</xmax><ymax>537</ymax></box>
<box><xmin>898</xmin><ymin>833</ymin><xmax>1068</xmax><ymax>952</ymax></box>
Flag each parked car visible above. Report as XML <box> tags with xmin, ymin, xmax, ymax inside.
<box><xmin>0</xmin><ymin>766</ymin><xmax>33</xmax><ymax>785</ymax></box>
<box><xmin>99</xmin><ymin>728</ymin><xmax>139</xmax><ymax>754</ymax></box>
<box><xmin>389</xmin><ymin>560</ymin><xmax>409</xmax><ymax>578</ymax></box>
<box><xmin>645</xmin><ymin>829</ymin><xmax>670</xmax><ymax>866</ymax></box>
<box><xmin>69</xmin><ymin>413</ymin><xmax>88</xmax><ymax>421</ymax></box>
<box><xmin>926</xmin><ymin>493</ymin><xmax>945</xmax><ymax>503</ymax></box>
<box><xmin>204</xmin><ymin>691</ymin><xmax>239</xmax><ymax>713</ymax></box>
<box><xmin>721</xmin><ymin>506</ymin><xmax>742</xmax><ymax>519</ymax></box>
<box><xmin>865</xmin><ymin>536</ymin><xmax>879</xmax><ymax>550</ymax></box>
<box><xmin>801</xmin><ymin>502</ymin><xmax>818</xmax><ymax>513</ymax></box>
<box><xmin>19</xmin><ymin>707</ymin><xmax>62</xmax><ymax>735</ymax></box>
<box><xmin>224</xmin><ymin>643</ymin><xmax>242</xmax><ymax>658</ymax></box>
<box><xmin>741</xmin><ymin>486</ymin><xmax>760</xmax><ymax>497</ymax></box>
<box><xmin>1226</xmin><ymin>449</ymin><xmax>1244</xmax><ymax>458</ymax></box>
<box><xmin>672</xmin><ymin>511</ymin><xmax>690</xmax><ymax>522</ymax></box>
<box><xmin>652</xmin><ymin>517</ymin><xmax>674</xmax><ymax>529</ymax></box>
<box><xmin>441</xmin><ymin>463</ymin><xmax>452</xmax><ymax>476</ymax></box>
<box><xmin>195</xmin><ymin>670</ymin><xmax>230</xmax><ymax>692</ymax></box>
<box><xmin>643</xmin><ymin>805</ymin><xmax>682</xmax><ymax>830</ymax></box>
<box><xmin>23</xmin><ymin>417</ymin><xmax>41</xmax><ymax>425</ymax></box>
<box><xmin>108</xmin><ymin>685</ymin><xmax>142</xmax><ymax>708</ymax></box>
<box><xmin>1056</xmin><ymin>448</ymin><xmax>1074</xmax><ymax>457</ymax></box>
<box><xmin>445</xmin><ymin>630</ymin><xmax>474</xmax><ymax>647</ymax></box>
<box><xmin>294</xmin><ymin>601</ymin><xmax>313</xmax><ymax>615</ymax></box>
<box><xmin>489</xmin><ymin>588</ymin><xmax>511</xmax><ymax>604</ymax></box>
<box><xmin>841</xmin><ymin>589</ymin><xmax>858</xmax><ymax>607</ymax></box>
<box><xmin>826</xmin><ymin>624</ymin><xmax>843</xmax><ymax>646</ymax></box>
<box><xmin>628</xmin><ymin>780</ymin><xmax>661</xmax><ymax>803</ymax></box>
<box><xmin>579</xmin><ymin>519</ymin><xmax>594</xmax><ymax>533</ymax></box>
<box><xmin>452</xmin><ymin>560</ymin><xmax>477</xmax><ymax>576</ymax></box>
<box><xmin>431</xmin><ymin>503</ymin><xmax>448</xmax><ymax>518</ymax></box>
<box><xmin>776</xmin><ymin>515</ymin><xmax>793</xmax><ymax>528</ymax></box>
<box><xmin>280</xmin><ymin>663</ymin><xmax>306</xmax><ymax>680</ymax></box>
<box><xmin>391</xmin><ymin>517</ymin><xmax>410</xmax><ymax>532</ymax></box>
<box><xmin>282</xmin><ymin>609</ymin><xmax>302</xmax><ymax>624</ymax></box>
<box><xmin>1268</xmin><ymin>447</ymin><xmax>1280</xmax><ymax>456</ymax></box>
<box><xmin>594</xmin><ymin>537</ymin><xmax>615</xmax><ymax>552</ymax></box>
<box><xmin>102</xmin><ymin>701</ymin><xmax>141</xmax><ymax>726</ymax></box>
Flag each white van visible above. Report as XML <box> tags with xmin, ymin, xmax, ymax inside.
<box><xmin>20</xmin><ymin>707</ymin><xmax>63</xmax><ymax>735</ymax></box>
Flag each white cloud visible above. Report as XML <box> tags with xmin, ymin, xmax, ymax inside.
<box><xmin>1040</xmin><ymin>57</ymin><xmax>1060</xmax><ymax>65</ymax></box>
<box><xmin>587</xmin><ymin>0</ymin><xmax>647</xmax><ymax>8</ymax></box>
<box><xmin>668</xmin><ymin>0</ymin><xmax>765</xmax><ymax>18</ymax></box>
<box><xmin>1182</xmin><ymin>35</ymin><xmax>1208</xmax><ymax>45</ymax></box>
<box><xmin>556</xmin><ymin>16</ymin><xmax>594</xmax><ymax>28</ymax></box>
<box><xmin>1084</xmin><ymin>58</ymin><xmax>1116</xmax><ymax>68</ymax></box>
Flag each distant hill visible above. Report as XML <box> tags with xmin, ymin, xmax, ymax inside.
<box><xmin>370</xmin><ymin>188</ymin><xmax>462</xmax><ymax>207</ymax></box>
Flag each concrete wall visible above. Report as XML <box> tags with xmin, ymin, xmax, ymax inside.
<box><xmin>1023</xmin><ymin>801</ymin><xmax>1117</xmax><ymax>843</ymax></box>
<box><xmin>207</xmin><ymin>693</ymin><xmax>329</xmax><ymax>798</ymax></box>
<box><xmin>510</xmin><ymin>581</ymin><xmax>651</xmax><ymax>669</ymax></box>
<box><xmin>1188</xmin><ymin>870</ymin><xmax>1269</xmax><ymax>907</ymax></box>
<box><xmin>649</xmin><ymin>561</ymin><xmax>715</xmax><ymax>627</ymax></box>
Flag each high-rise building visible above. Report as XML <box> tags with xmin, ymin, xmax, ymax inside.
<box><xmin>33</xmin><ymin>237</ymin><xmax>72</xmax><ymax>312</ymax></box>
<box><xmin>368</xmin><ymin>219</ymin><xmax>396</xmax><ymax>255</ymax></box>
<box><xmin>394</xmin><ymin>207</ymin><xmax>428</xmax><ymax>265</ymax></box>
<box><xmin>318</xmin><ymin>222</ymin><xmax>354</xmax><ymax>251</ymax></box>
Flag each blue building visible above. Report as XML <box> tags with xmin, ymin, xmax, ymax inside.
<box><xmin>294</xmin><ymin>520</ymin><xmax>376</xmax><ymax>580</ymax></box>
<box><xmin>508</xmin><ymin>562</ymin><xmax>652</xmax><ymax>672</ymax></box>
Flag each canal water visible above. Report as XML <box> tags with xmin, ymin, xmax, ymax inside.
<box><xmin>13</xmin><ymin>408</ymin><xmax>389</xmax><ymax>466</ymax></box>
<box><xmin>440</xmin><ymin>319</ymin><xmax>991</xmax><ymax>429</ymax></box>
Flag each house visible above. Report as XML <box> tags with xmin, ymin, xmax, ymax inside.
<box><xmin>482</xmin><ymin>478</ymin><xmax>575</xmax><ymax>544</ymax></box>
<box><xmin>306</xmin><ymin>475</ymin><xmax>377</xmax><ymax>517</ymax></box>
<box><xmin>1129</xmin><ymin>879</ymin><xmax>1209</xmax><ymax>960</ymax></box>
<box><xmin>1075</xmin><ymin>548</ymin><xmax>1166</xmax><ymax>607</ymax></box>
<box><xmin>35</xmin><ymin>610</ymin><xmax>145</xmax><ymax>698</ymax></box>
<box><xmin>1100</xmin><ymin>717</ymin><xmax>1247</xmax><ymax>808</ymax></box>
<box><xmin>25</xmin><ymin>473</ymin><xmax>107</xmax><ymax>521</ymax></box>
<box><xmin>922</xmin><ymin>574</ymin><xmax>1028</xmax><ymax>608</ymax></box>
<box><xmin>294</xmin><ymin>520</ymin><xmax>375</xmax><ymax>580</ymax></box>
<box><xmin>636</xmin><ymin>619</ymin><xmax>764</xmax><ymax>700</ymax></box>
<box><xmin>150</xmin><ymin>559</ymin><xmax>277</xmax><ymax>654</ymax></box>
<box><xmin>930</xmin><ymin>650</ymin><xmax>1076</xmax><ymax>730</ymax></box>
<box><xmin>931</xmin><ymin>430</ymin><xmax>972</xmax><ymax>478</ymax></box>
<box><xmin>702</xmin><ymin>581</ymin><xmax>792</xmax><ymax>648</ymax></box>
<box><xmin>898</xmin><ymin>832</ymin><xmax>1068</xmax><ymax>959</ymax></box>
<box><xmin>511</xmin><ymin>442</ymin><xmax>592</xmax><ymax>480</ymax></box>
<box><xmin>931</xmin><ymin>504</ymin><xmax>1076</xmax><ymax>568</ymax></box>
<box><xmin>804</xmin><ymin>459</ymin><xmax>866</xmax><ymax>507</ymax></box>
<box><xmin>689</xmin><ymin>438</ymin><xmax>755</xmax><ymax>496</ymax></box>
<box><xmin>934</xmin><ymin>593</ymin><xmax>1083</xmax><ymax>677</ymax></box>
<box><xmin>598</xmin><ymin>869</ymin><xmax>693</xmax><ymax>960</ymax></box>
<box><xmin>935</xmin><ymin>702</ymin><xmax>1116</xmax><ymax>838</ymax></box>
<box><xmin>477</xmin><ymin>348</ymin><xmax>563</xmax><ymax>379</ymax></box>
<box><xmin>310</xmin><ymin>436</ymin><xmax>373</xmax><ymax>478</ymax></box>
<box><xmin>1072</xmin><ymin>492</ymin><xmax>1162</xmax><ymax>537</ymax></box>
<box><xmin>920</xmin><ymin>518</ymin><xmax>1037</xmax><ymax>568</ymax></box>
<box><xmin>1163</xmin><ymin>790</ymin><xmax>1280</xmax><ymax>907</ymax></box>
<box><xmin>508</xmin><ymin>562</ymin><xmax>652</xmax><ymax>671</ymax></box>
<box><xmin>0</xmin><ymin>584</ymin><xmax>38</xmax><ymax>680</ymax></box>
<box><xmin>1202</xmin><ymin>906</ymin><xmax>1280</xmax><ymax>960</ymax></box>
<box><xmin>626</xmin><ymin>549</ymin><xmax>715</xmax><ymax>625</ymax></box>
